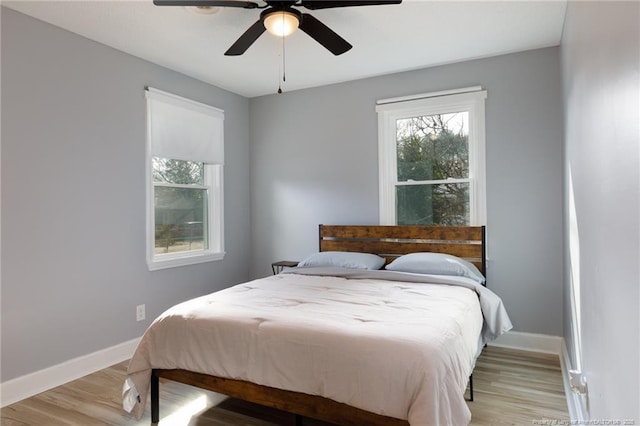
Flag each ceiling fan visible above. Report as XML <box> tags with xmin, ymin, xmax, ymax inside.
<box><xmin>153</xmin><ymin>0</ymin><xmax>402</xmax><ymax>56</ymax></box>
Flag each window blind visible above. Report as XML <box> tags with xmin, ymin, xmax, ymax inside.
<box><xmin>145</xmin><ymin>87</ymin><xmax>224</xmax><ymax>165</ymax></box>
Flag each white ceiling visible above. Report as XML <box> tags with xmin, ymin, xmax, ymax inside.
<box><xmin>3</xmin><ymin>0</ymin><xmax>567</xmax><ymax>98</ymax></box>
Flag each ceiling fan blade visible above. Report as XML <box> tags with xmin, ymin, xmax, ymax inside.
<box><xmin>153</xmin><ymin>0</ymin><xmax>258</xmax><ymax>8</ymax></box>
<box><xmin>225</xmin><ymin>20</ymin><xmax>266</xmax><ymax>56</ymax></box>
<box><xmin>300</xmin><ymin>0</ymin><xmax>401</xmax><ymax>10</ymax></box>
<box><xmin>299</xmin><ymin>13</ymin><xmax>352</xmax><ymax>55</ymax></box>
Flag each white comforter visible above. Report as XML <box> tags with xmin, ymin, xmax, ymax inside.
<box><xmin>123</xmin><ymin>268</ymin><xmax>512</xmax><ymax>425</ymax></box>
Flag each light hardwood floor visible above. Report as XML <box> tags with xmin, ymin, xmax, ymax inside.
<box><xmin>1</xmin><ymin>346</ymin><xmax>569</xmax><ymax>425</ymax></box>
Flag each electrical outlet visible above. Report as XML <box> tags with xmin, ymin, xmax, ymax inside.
<box><xmin>136</xmin><ymin>304</ymin><xmax>146</xmax><ymax>322</ymax></box>
<box><xmin>569</xmin><ymin>370</ymin><xmax>588</xmax><ymax>395</ymax></box>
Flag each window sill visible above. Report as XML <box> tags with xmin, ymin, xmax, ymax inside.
<box><xmin>148</xmin><ymin>250</ymin><xmax>225</xmax><ymax>271</ymax></box>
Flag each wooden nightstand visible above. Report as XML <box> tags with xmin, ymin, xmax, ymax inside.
<box><xmin>271</xmin><ymin>260</ymin><xmax>298</xmax><ymax>275</ymax></box>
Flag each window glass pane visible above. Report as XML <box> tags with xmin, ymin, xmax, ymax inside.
<box><xmin>153</xmin><ymin>157</ymin><xmax>204</xmax><ymax>185</ymax></box>
<box><xmin>396</xmin><ymin>183</ymin><xmax>469</xmax><ymax>225</ymax></box>
<box><xmin>396</xmin><ymin>112</ymin><xmax>469</xmax><ymax>182</ymax></box>
<box><xmin>154</xmin><ymin>186</ymin><xmax>208</xmax><ymax>254</ymax></box>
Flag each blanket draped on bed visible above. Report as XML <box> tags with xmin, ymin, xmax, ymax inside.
<box><xmin>123</xmin><ymin>268</ymin><xmax>512</xmax><ymax>426</ymax></box>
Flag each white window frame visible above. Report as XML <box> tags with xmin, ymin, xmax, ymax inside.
<box><xmin>376</xmin><ymin>88</ymin><xmax>487</xmax><ymax>226</ymax></box>
<box><xmin>145</xmin><ymin>88</ymin><xmax>225</xmax><ymax>271</ymax></box>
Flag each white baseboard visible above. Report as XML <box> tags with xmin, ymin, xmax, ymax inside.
<box><xmin>488</xmin><ymin>330</ymin><xmax>563</xmax><ymax>354</ymax></box>
<box><xmin>559</xmin><ymin>340</ymin><xmax>589</xmax><ymax>423</ymax></box>
<box><xmin>0</xmin><ymin>337</ymin><xmax>140</xmax><ymax>407</ymax></box>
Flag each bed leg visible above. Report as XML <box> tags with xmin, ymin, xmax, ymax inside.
<box><xmin>467</xmin><ymin>374</ymin><xmax>474</xmax><ymax>402</ymax></box>
<box><xmin>151</xmin><ymin>370</ymin><xmax>160</xmax><ymax>423</ymax></box>
<box><xmin>295</xmin><ymin>414</ymin><xmax>304</xmax><ymax>426</ymax></box>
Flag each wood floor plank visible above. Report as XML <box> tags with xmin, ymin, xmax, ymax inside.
<box><xmin>1</xmin><ymin>346</ymin><xmax>569</xmax><ymax>425</ymax></box>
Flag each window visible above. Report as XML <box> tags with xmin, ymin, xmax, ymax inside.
<box><xmin>145</xmin><ymin>88</ymin><xmax>224</xmax><ymax>270</ymax></box>
<box><xmin>377</xmin><ymin>88</ymin><xmax>487</xmax><ymax>226</ymax></box>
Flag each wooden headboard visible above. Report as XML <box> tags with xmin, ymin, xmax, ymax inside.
<box><xmin>319</xmin><ymin>224</ymin><xmax>486</xmax><ymax>275</ymax></box>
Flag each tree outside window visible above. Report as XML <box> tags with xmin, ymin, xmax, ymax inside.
<box><xmin>153</xmin><ymin>158</ymin><xmax>208</xmax><ymax>254</ymax></box>
<box><xmin>396</xmin><ymin>112</ymin><xmax>470</xmax><ymax>225</ymax></box>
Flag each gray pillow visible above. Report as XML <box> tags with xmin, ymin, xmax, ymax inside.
<box><xmin>385</xmin><ymin>252</ymin><xmax>485</xmax><ymax>283</ymax></box>
<box><xmin>297</xmin><ymin>251</ymin><xmax>386</xmax><ymax>270</ymax></box>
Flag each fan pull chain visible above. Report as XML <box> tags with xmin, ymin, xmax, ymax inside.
<box><xmin>278</xmin><ymin>14</ymin><xmax>286</xmax><ymax>94</ymax></box>
<box><xmin>282</xmin><ymin>26</ymin><xmax>286</xmax><ymax>83</ymax></box>
<box><xmin>277</xmin><ymin>43</ymin><xmax>282</xmax><ymax>94</ymax></box>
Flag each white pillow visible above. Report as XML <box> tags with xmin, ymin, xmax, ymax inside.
<box><xmin>385</xmin><ymin>252</ymin><xmax>485</xmax><ymax>283</ymax></box>
<box><xmin>297</xmin><ymin>251</ymin><xmax>386</xmax><ymax>270</ymax></box>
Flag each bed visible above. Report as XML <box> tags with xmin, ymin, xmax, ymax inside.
<box><xmin>123</xmin><ymin>225</ymin><xmax>512</xmax><ymax>425</ymax></box>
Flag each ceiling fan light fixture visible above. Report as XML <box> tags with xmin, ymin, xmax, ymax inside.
<box><xmin>263</xmin><ymin>10</ymin><xmax>300</xmax><ymax>37</ymax></box>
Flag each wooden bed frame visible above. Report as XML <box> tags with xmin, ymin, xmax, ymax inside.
<box><xmin>151</xmin><ymin>224</ymin><xmax>486</xmax><ymax>425</ymax></box>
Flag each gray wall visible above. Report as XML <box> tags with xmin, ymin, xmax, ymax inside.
<box><xmin>560</xmin><ymin>1</ymin><xmax>639</xmax><ymax>420</ymax></box>
<box><xmin>250</xmin><ymin>47</ymin><xmax>565</xmax><ymax>336</ymax></box>
<box><xmin>1</xmin><ymin>8</ymin><xmax>251</xmax><ymax>382</ymax></box>
<box><xmin>1</xmin><ymin>6</ymin><xmax>571</xmax><ymax>385</ymax></box>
